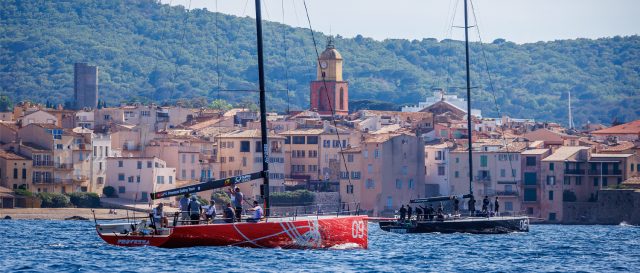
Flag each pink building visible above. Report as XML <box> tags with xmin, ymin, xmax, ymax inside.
<box><xmin>105</xmin><ymin>157</ymin><xmax>175</xmax><ymax>202</ymax></box>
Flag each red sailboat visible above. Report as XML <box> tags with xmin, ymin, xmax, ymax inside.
<box><xmin>95</xmin><ymin>0</ymin><xmax>368</xmax><ymax>249</ymax></box>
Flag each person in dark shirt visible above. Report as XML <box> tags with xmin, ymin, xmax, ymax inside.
<box><xmin>415</xmin><ymin>206</ymin><xmax>423</xmax><ymax>221</ymax></box>
<box><xmin>407</xmin><ymin>205</ymin><xmax>413</xmax><ymax>221</ymax></box>
<box><xmin>494</xmin><ymin>197</ymin><xmax>500</xmax><ymax>216</ymax></box>
<box><xmin>223</xmin><ymin>203</ymin><xmax>235</xmax><ymax>223</ymax></box>
<box><xmin>398</xmin><ymin>205</ymin><xmax>406</xmax><ymax>222</ymax></box>
<box><xmin>482</xmin><ymin>196</ymin><xmax>490</xmax><ymax>213</ymax></box>
<box><xmin>428</xmin><ymin>204</ymin><xmax>435</xmax><ymax>220</ymax></box>
<box><xmin>468</xmin><ymin>196</ymin><xmax>476</xmax><ymax>216</ymax></box>
<box><xmin>454</xmin><ymin>198</ymin><xmax>460</xmax><ymax>215</ymax></box>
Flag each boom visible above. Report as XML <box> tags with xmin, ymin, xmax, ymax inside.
<box><xmin>150</xmin><ymin>171</ymin><xmax>264</xmax><ymax>200</ymax></box>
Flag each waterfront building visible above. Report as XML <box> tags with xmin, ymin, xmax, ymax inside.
<box><xmin>520</xmin><ymin>148</ymin><xmax>552</xmax><ymax>219</ymax></box>
<box><xmin>105</xmin><ymin>156</ymin><xmax>175</xmax><ymax>202</ymax></box>
<box><xmin>449</xmin><ymin>139</ymin><xmax>527</xmax><ymax>215</ymax></box>
<box><xmin>0</xmin><ymin>150</ymin><xmax>32</xmax><ymax>190</ymax></box>
<box><xmin>90</xmin><ymin>133</ymin><xmax>114</xmax><ymax>195</ymax></box>
<box><xmin>424</xmin><ymin>142</ymin><xmax>454</xmax><ymax>196</ymax></box>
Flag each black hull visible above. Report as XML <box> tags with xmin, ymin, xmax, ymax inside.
<box><xmin>379</xmin><ymin>216</ymin><xmax>529</xmax><ymax>234</ymax></box>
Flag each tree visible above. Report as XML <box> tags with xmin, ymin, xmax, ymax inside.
<box><xmin>208</xmin><ymin>99</ymin><xmax>232</xmax><ymax>111</ymax></box>
<box><xmin>0</xmin><ymin>95</ymin><xmax>12</xmax><ymax>112</ymax></box>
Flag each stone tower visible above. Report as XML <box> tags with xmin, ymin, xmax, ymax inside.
<box><xmin>74</xmin><ymin>63</ymin><xmax>98</xmax><ymax>110</ymax></box>
<box><xmin>310</xmin><ymin>37</ymin><xmax>348</xmax><ymax>116</ymax></box>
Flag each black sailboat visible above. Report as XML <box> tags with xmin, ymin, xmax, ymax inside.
<box><xmin>379</xmin><ymin>0</ymin><xmax>529</xmax><ymax>234</ymax></box>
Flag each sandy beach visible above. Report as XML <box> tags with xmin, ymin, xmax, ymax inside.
<box><xmin>0</xmin><ymin>208</ymin><xmax>150</xmax><ymax>220</ymax></box>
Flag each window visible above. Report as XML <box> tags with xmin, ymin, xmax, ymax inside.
<box><xmin>351</xmin><ymin>172</ymin><xmax>361</xmax><ymax>179</ymax></box>
<box><xmin>549</xmin><ymin>213</ymin><xmax>557</xmax><ymax>221</ymax></box>
<box><xmin>340</xmin><ymin>88</ymin><xmax>345</xmax><ymax>110</ymax></box>
<box><xmin>632</xmin><ymin>164</ymin><xmax>635</xmax><ymax>172</ymax></box>
<box><xmin>255</xmin><ymin>141</ymin><xmax>262</xmax><ymax>152</ymax></box>
<box><xmin>169</xmin><ymin>176</ymin><xmax>173</xmax><ymax>184</ymax></box>
<box><xmin>395</xmin><ymin>179</ymin><xmax>402</xmax><ymax>189</ymax></box>
<box><xmin>366</xmin><ymin>179</ymin><xmax>375</xmax><ymax>189</ymax></box>
<box><xmin>147</xmin><ymin>161</ymin><xmax>152</xmax><ymax>168</ymax></box>
<box><xmin>346</xmin><ymin>185</ymin><xmax>354</xmax><ymax>194</ymax></box>
<box><xmin>576</xmin><ymin>176</ymin><xmax>582</xmax><ymax>185</ymax></box>
<box><xmin>505</xmin><ymin>202</ymin><xmax>513</xmax><ymax>211</ymax></box>
<box><xmin>13</xmin><ymin>168</ymin><xmax>18</xmax><ymax>179</ymax></box>
<box><xmin>128</xmin><ymin>176</ymin><xmax>134</xmax><ymax>183</ymax></box>
<box><xmin>438</xmin><ymin>166</ymin><xmax>445</xmax><ymax>176</ymax></box>
<box><xmin>512</xmin><ymin>170</ymin><xmax>516</xmax><ymax>177</ymax></box>
<box><xmin>97</xmin><ymin>177</ymin><xmax>104</xmax><ymax>184</ymax></box>
<box><xmin>548</xmin><ymin>190</ymin><xmax>554</xmax><ymax>201</ymax></box>
<box><xmin>118</xmin><ymin>161</ymin><xmax>123</xmax><ymax>167</ymax></box>
<box><xmin>526</xmin><ymin>157</ymin><xmax>536</xmax><ymax>166</ymax></box>
<box><xmin>220</xmin><ymin>157</ymin><xmax>226</xmax><ymax>163</ymax></box>
<box><xmin>524</xmin><ymin>172</ymin><xmax>537</xmax><ymax>185</ymax></box>
<box><xmin>181</xmin><ymin>169</ymin><xmax>186</xmax><ymax>179</ymax></box>
<box><xmin>137</xmin><ymin>161</ymin><xmax>142</xmax><ymax>169</ymax></box>
<box><xmin>549</xmin><ymin>163</ymin><xmax>555</xmax><ymax>171</ymax></box>
<box><xmin>593</xmin><ymin>177</ymin><xmax>599</xmax><ymax>186</ymax></box>
<box><xmin>56</xmin><ymin>144</ymin><xmax>63</xmax><ymax>150</ymax></box>
<box><xmin>323</xmin><ymin>140</ymin><xmax>331</xmax><ymax>148</ymax></box>
<box><xmin>402</xmin><ymin>166</ymin><xmax>408</xmax><ymax>175</ymax></box>
<box><xmin>386</xmin><ymin>196</ymin><xmax>392</xmax><ymax>208</ymax></box>
<box><xmin>308</xmin><ymin>165</ymin><xmax>318</xmax><ymax>172</ymax></box>
<box><xmin>308</xmin><ymin>150</ymin><xmax>318</xmax><ymax>158</ymax></box>
<box><xmin>307</xmin><ymin>136</ymin><xmax>318</xmax><ymax>144</ymax></box>
<box><xmin>374</xmin><ymin>149</ymin><xmax>380</xmax><ymax>159</ymax></box>
<box><xmin>240</xmin><ymin>141</ymin><xmax>250</xmax><ymax>152</ymax></box>
<box><xmin>229</xmin><ymin>156</ymin><xmax>235</xmax><ymax>162</ymax></box>
<box><xmin>157</xmin><ymin>176</ymin><xmax>165</xmax><ymax>184</ymax></box>
<box><xmin>546</xmin><ymin>176</ymin><xmax>555</xmax><ymax>185</ymax></box>
<box><xmin>118</xmin><ymin>186</ymin><xmax>125</xmax><ymax>194</ymax></box>
<box><xmin>454</xmin><ymin>171</ymin><xmax>459</xmax><ymax>178</ymax></box>
<box><xmin>22</xmin><ymin>168</ymin><xmax>27</xmax><ymax>179</ymax></box>
<box><xmin>564</xmin><ymin>177</ymin><xmax>570</xmax><ymax>185</ymax></box>
<box><xmin>347</xmin><ymin>154</ymin><xmax>354</xmax><ymax>162</ymax></box>
<box><xmin>408</xmin><ymin>179</ymin><xmax>414</xmax><ymax>189</ymax></box>
<box><xmin>500</xmin><ymin>169</ymin><xmax>506</xmax><ymax>177</ymax></box>
<box><xmin>181</xmin><ymin>154</ymin><xmax>186</xmax><ymax>163</ymax></box>
<box><xmin>480</xmin><ymin>155</ymin><xmax>488</xmax><ymax>167</ymax></box>
<box><xmin>331</xmin><ymin>140</ymin><xmax>339</xmax><ymax>148</ymax></box>
<box><xmin>136</xmin><ymin>176</ymin><xmax>141</xmax><ymax>183</ymax></box>
<box><xmin>363</xmin><ymin>150</ymin><xmax>368</xmax><ymax>158</ymax></box>
<box><xmin>191</xmin><ymin>170</ymin><xmax>195</xmax><ymax>179</ymax></box>
<box><xmin>340</xmin><ymin>172</ymin><xmax>349</xmax><ymax>179</ymax></box>
<box><xmin>191</xmin><ymin>154</ymin><xmax>195</xmax><ymax>163</ymax></box>
<box><xmin>367</xmin><ymin>164</ymin><xmax>373</xmax><ymax>173</ymax></box>
<box><xmin>118</xmin><ymin>173</ymin><xmax>125</xmax><ymax>181</ymax></box>
<box><xmin>220</xmin><ymin>171</ymin><xmax>227</xmax><ymax>179</ymax></box>
<box><xmin>455</xmin><ymin>157</ymin><xmax>459</xmax><ymax>163</ymax></box>
<box><xmin>93</xmin><ymin>146</ymin><xmax>97</xmax><ymax>157</ymax></box>
<box><xmin>524</xmin><ymin>189</ymin><xmax>536</xmax><ymax>201</ymax></box>
<box><xmin>602</xmin><ymin>177</ymin><xmax>608</xmax><ymax>187</ymax></box>
<box><xmin>293</xmin><ymin>136</ymin><xmax>305</xmax><ymax>144</ymax></box>
<box><xmin>242</xmin><ymin>157</ymin><xmax>247</xmax><ymax>167</ymax></box>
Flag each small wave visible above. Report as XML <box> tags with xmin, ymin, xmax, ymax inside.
<box><xmin>328</xmin><ymin>243</ymin><xmax>362</xmax><ymax>250</ymax></box>
<box><xmin>619</xmin><ymin>221</ymin><xmax>635</xmax><ymax>227</ymax></box>
<box><xmin>48</xmin><ymin>243</ymin><xmax>65</xmax><ymax>247</ymax></box>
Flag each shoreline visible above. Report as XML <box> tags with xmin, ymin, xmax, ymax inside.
<box><xmin>0</xmin><ymin>208</ymin><xmax>148</xmax><ymax>220</ymax></box>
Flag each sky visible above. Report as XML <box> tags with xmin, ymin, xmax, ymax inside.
<box><xmin>162</xmin><ymin>0</ymin><xmax>639</xmax><ymax>44</ymax></box>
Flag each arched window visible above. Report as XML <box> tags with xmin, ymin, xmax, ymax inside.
<box><xmin>339</xmin><ymin>87</ymin><xmax>345</xmax><ymax>110</ymax></box>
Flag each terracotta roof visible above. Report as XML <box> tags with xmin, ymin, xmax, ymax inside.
<box><xmin>279</xmin><ymin>128</ymin><xmax>326</xmax><ymax>135</ymax></box>
<box><xmin>219</xmin><ymin>129</ymin><xmax>283</xmax><ymax>139</ymax></box>
<box><xmin>590</xmin><ymin>153</ymin><xmax>634</xmax><ymax>158</ymax></box>
<box><xmin>0</xmin><ymin>122</ymin><xmax>19</xmax><ymax>131</ymax></box>
<box><xmin>21</xmin><ymin>142</ymin><xmax>50</xmax><ymax>152</ymax></box>
<box><xmin>592</xmin><ymin>120</ymin><xmax>640</xmax><ymax>135</ymax></box>
<box><xmin>29</xmin><ymin>123</ymin><xmax>60</xmax><ymax>129</ymax></box>
<box><xmin>599</xmin><ymin>141</ymin><xmax>635</xmax><ymax>152</ymax></box>
<box><xmin>0</xmin><ymin>150</ymin><xmax>28</xmax><ymax>160</ymax></box>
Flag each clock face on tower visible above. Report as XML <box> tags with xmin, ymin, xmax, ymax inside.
<box><xmin>320</xmin><ymin>61</ymin><xmax>328</xmax><ymax>69</ymax></box>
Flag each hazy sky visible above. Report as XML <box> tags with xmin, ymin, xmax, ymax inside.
<box><xmin>163</xmin><ymin>0</ymin><xmax>639</xmax><ymax>44</ymax></box>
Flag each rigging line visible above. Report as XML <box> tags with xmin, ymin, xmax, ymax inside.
<box><xmin>217</xmin><ymin>0</ymin><xmax>251</xmax><ymax>98</ymax></box>
<box><xmin>169</xmin><ymin>0</ymin><xmax>193</xmax><ymax>102</ymax></box>
<box><xmin>302</xmin><ymin>0</ymin><xmax>355</xmax><ymax>204</ymax></box>
<box><xmin>282</xmin><ymin>0</ymin><xmax>291</xmax><ymax>114</ymax></box>
<box><xmin>469</xmin><ymin>0</ymin><xmax>518</xmax><ymax>185</ymax></box>
<box><xmin>443</xmin><ymin>0</ymin><xmax>460</xmax><ymax>93</ymax></box>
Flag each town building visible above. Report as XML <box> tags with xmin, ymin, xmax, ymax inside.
<box><xmin>105</xmin><ymin>157</ymin><xmax>175</xmax><ymax>202</ymax></box>
<box><xmin>0</xmin><ymin>149</ymin><xmax>32</xmax><ymax>190</ymax></box>
<box><xmin>591</xmin><ymin>120</ymin><xmax>640</xmax><ymax>141</ymax></box>
<box><xmin>310</xmin><ymin>37</ymin><xmax>349</xmax><ymax>116</ymax></box>
<box><xmin>424</xmin><ymin>142</ymin><xmax>454</xmax><ymax>196</ymax></box>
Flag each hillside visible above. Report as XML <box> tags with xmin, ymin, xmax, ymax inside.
<box><xmin>1</xmin><ymin>0</ymin><xmax>639</xmax><ymax>124</ymax></box>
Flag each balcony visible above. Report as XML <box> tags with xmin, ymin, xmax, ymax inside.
<box><xmin>32</xmin><ymin>178</ymin><xmax>54</xmax><ymax>184</ymax></box>
<box><xmin>73</xmin><ymin>144</ymin><xmax>90</xmax><ymax>151</ymax></box>
<box><xmin>474</xmin><ymin>176</ymin><xmax>491</xmax><ymax>182</ymax></box>
<box><xmin>54</xmin><ymin>178</ymin><xmax>75</xmax><ymax>184</ymax></box>
<box><xmin>73</xmin><ymin>175</ymin><xmax>89</xmax><ymax>182</ymax></box>
<box><xmin>588</xmin><ymin>169</ymin><xmax>622</xmax><ymax>175</ymax></box>
<box><xmin>54</xmin><ymin>163</ymin><xmax>73</xmax><ymax>170</ymax></box>
<box><xmin>564</xmin><ymin>169</ymin><xmax>585</xmax><ymax>175</ymax></box>
<box><xmin>496</xmin><ymin>191</ymin><xmax>519</xmax><ymax>197</ymax></box>
<box><xmin>33</xmin><ymin>161</ymin><xmax>54</xmax><ymax>167</ymax></box>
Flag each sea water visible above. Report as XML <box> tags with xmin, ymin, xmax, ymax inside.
<box><xmin>1</xmin><ymin>220</ymin><xmax>639</xmax><ymax>272</ymax></box>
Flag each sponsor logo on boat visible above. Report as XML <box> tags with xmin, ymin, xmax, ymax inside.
<box><xmin>117</xmin><ymin>239</ymin><xmax>150</xmax><ymax>245</ymax></box>
<box><xmin>234</xmin><ymin>174</ymin><xmax>252</xmax><ymax>184</ymax></box>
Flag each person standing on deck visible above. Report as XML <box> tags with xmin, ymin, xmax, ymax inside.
<box><xmin>407</xmin><ymin>205</ymin><xmax>413</xmax><ymax>221</ymax></box>
<box><xmin>223</xmin><ymin>203</ymin><xmax>235</xmax><ymax>223</ymax></box>
<box><xmin>228</xmin><ymin>187</ymin><xmax>244</xmax><ymax>222</ymax></box>
<box><xmin>399</xmin><ymin>205</ymin><xmax>406</xmax><ymax>221</ymax></box>
<box><xmin>454</xmin><ymin>198</ymin><xmax>460</xmax><ymax>215</ymax></box>
<box><xmin>152</xmin><ymin>203</ymin><xmax>168</xmax><ymax>228</ymax></box>
<box><xmin>468</xmin><ymin>196</ymin><xmax>476</xmax><ymax>216</ymax></box>
<box><xmin>188</xmin><ymin>195</ymin><xmax>202</xmax><ymax>225</ymax></box>
<box><xmin>494</xmin><ymin>197</ymin><xmax>500</xmax><ymax>216</ymax></box>
<box><xmin>179</xmin><ymin>194</ymin><xmax>191</xmax><ymax>223</ymax></box>
<box><xmin>415</xmin><ymin>206</ymin><xmax>423</xmax><ymax>221</ymax></box>
<box><xmin>482</xmin><ymin>196</ymin><xmax>490</xmax><ymax>213</ymax></box>
<box><xmin>205</xmin><ymin>200</ymin><xmax>217</xmax><ymax>223</ymax></box>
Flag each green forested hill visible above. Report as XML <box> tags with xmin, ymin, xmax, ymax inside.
<box><xmin>1</xmin><ymin>0</ymin><xmax>639</xmax><ymax>125</ymax></box>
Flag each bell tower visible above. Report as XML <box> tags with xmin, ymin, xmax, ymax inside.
<box><xmin>310</xmin><ymin>37</ymin><xmax>349</xmax><ymax>116</ymax></box>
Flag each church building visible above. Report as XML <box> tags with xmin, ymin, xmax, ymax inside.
<box><xmin>310</xmin><ymin>37</ymin><xmax>349</xmax><ymax>116</ymax></box>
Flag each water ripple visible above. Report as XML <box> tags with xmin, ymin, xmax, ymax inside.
<box><xmin>1</xmin><ymin>220</ymin><xmax>639</xmax><ymax>272</ymax></box>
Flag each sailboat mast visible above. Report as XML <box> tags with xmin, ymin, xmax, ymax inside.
<box><xmin>463</xmin><ymin>0</ymin><xmax>474</xmax><ymax>195</ymax></box>
<box><xmin>254</xmin><ymin>0</ymin><xmax>271</xmax><ymax>216</ymax></box>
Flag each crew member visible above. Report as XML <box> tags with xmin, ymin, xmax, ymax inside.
<box><xmin>152</xmin><ymin>203</ymin><xmax>168</xmax><ymax>228</ymax></box>
<box><xmin>415</xmin><ymin>206</ymin><xmax>423</xmax><ymax>221</ymax></box>
<box><xmin>228</xmin><ymin>187</ymin><xmax>244</xmax><ymax>222</ymax></box>
<box><xmin>494</xmin><ymin>197</ymin><xmax>500</xmax><ymax>216</ymax></box>
<box><xmin>482</xmin><ymin>195</ymin><xmax>490</xmax><ymax>213</ymax></box>
<box><xmin>246</xmin><ymin>201</ymin><xmax>263</xmax><ymax>223</ymax></box>
<box><xmin>468</xmin><ymin>196</ymin><xmax>476</xmax><ymax>216</ymax></box>
<box><xmin>179</xmin><ymin>193</ymin><xmax>191</xmax><ymax>223</ymax></box>
<box><xmin>454</xmin><ymin>198</ymin><xmax>460</xmax><ymax>215</ymax></box>
<box><xmin>399</xmin><ymin>205</ymin><xmax>406</xmax><ymax>221</ymax></box>
<box><xmin>205</xmin><ymin>200</ymin><xmax>217</xmax><ymax>223</ymax></box>
<box><xmin>188</xmin><ymin>195</ymin><xmax>202</xmax><ymax>225</ymax></box>
<box><xmin>224</xmin><ymin>203</ymin><xmax>235</xmax><ymax>223</ymax></box>
<box><xmin>407</xmin><ymin>205</ymin><xmax>413</xmax><ymax>221</ymax></box>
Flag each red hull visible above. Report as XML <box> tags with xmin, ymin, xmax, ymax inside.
<box><xmin>98</xmin><ymin>215</ymin><xmax>367</xmax><ymax>249</ymax></box>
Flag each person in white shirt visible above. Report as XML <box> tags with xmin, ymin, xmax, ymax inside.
<box><xmin>152</xmin><ymin>203</ymin><xmax>168</xmax><ymax>228</ymax></box>
<box><xmin>205</xmin><ymin>200</ymin><xmax>217</xmax><ymax>223</ymax></box>
<box><xmin>247</xmin><ymin>200</ymin><xmax>263</xmax><ymax>223</ymax></box>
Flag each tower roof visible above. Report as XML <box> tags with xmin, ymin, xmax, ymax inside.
<box><xmin>319</xmin><ymin>36</ymin><xmax>342</xmax><ymax>60</ymax></box>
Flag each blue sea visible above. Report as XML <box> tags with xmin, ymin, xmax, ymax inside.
<box><xmin>1</xmin><ymin>220</ymin><xmax>639</xmax><ymax>272</ymax></box>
